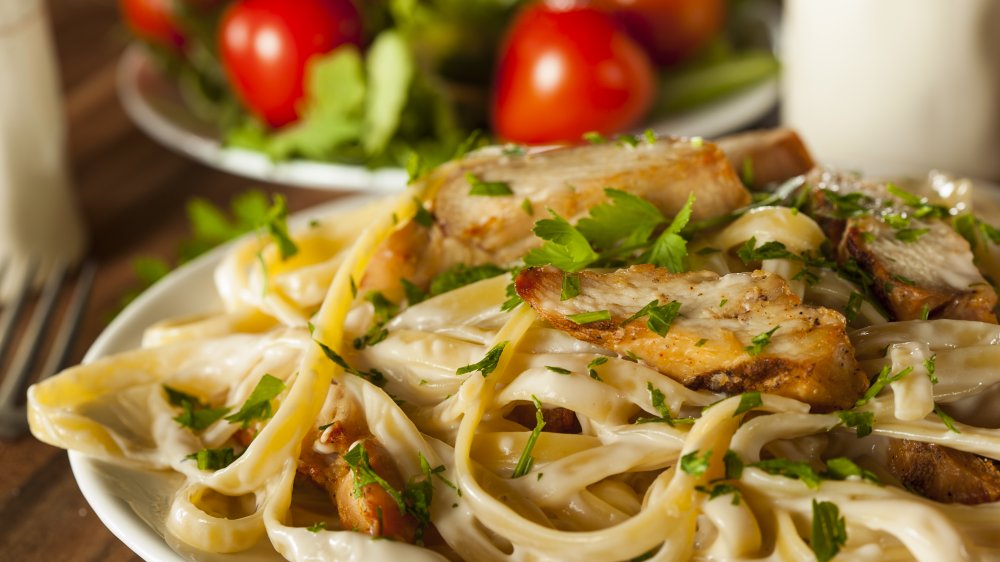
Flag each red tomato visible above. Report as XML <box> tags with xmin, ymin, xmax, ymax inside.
<box><xmin>219</xmin><ymin>0</ymin><xmax>363</xmax><ymax>128</ymax></box>
<box><xmin>491</xmin><ymin>2</ymin><xmax>655</xmax><ymax>144</ymax></box>
<box><xmin>119</xmin><ymin>0</ymin><xmax>185</xmax><ymax>49</ymax></box>
<box><xmin>597</xmin><ymin>0</ymin><xmax>725</xmax><ymax>66</ymax></box>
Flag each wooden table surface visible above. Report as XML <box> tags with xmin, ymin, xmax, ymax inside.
<box><xmin>0</xmin><ymin>2</ymin><xmax>339</xmax><ymax>560</ymax></box>
<box><xmin>0</xmin><ymin>3</ymin><xmax>778</xmax><ymax>561</ymax></box>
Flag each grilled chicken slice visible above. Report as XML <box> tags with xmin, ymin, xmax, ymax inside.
<box><xmin>887</xmin><ymin>439</ymin><xmax>1000</xmax><ymax>504</ymax></box>
<box><xmin>296</xmin><ymin>393</ymin><xmax>419</xmax><ymax>542</ymax></box>
<box><xmin>363</xmin><ymin>138</ymin><xmax>750</xmax><ymax>297</ymax></box>
<box><xmin>715</xmin><ymin>127</ymin><xmax>816</xmax><ymax>190</ymax></box>
<box><xmin>515</xmin><ymin>265</ymin><xmax>867</xmax><ymax>411</ymax></box>
<box><xmin>842</xmin><ymin>216</ymin><xmax>997</xmax><ymax>322</ymax></box>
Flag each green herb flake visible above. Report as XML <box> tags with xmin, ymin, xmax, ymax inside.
<box><xmin>309</xmin><ymin>323</ymin><xmax>386</xmax><ymax>386</ymax></box>
<box><xmin>186</xmin><ymin>447</ymin><xmax>236</xmax><ymax>471</ymax></box>
<box><xmin>644</xmin><ymin>129</ymin><xmax>657</xmax><ymax>143</ymax></box>
<box><xmin>891</xmin><ymin>273</ymin><xmax>917</xmax><ymax>286</ymax></box>
<box><xmin>646</xmin><ymin>193</ymin><xmax>696</xmax><ymax>273</ymax></box>
<box><xmin>163</xmin><ymin>386</ymin><xmax>230</xmax><ymax>431</ymax></box>
<box><xmin>466</xmin><ymin>172</ymin><xmax>513</xmax><ymax>196</ymax></box>
<box><xmin>811</xmin><ymin>500</ymin><xmax>848</xmax><ymax>562</ymax></box>
<box><xmin>401</xmin><ymin>278</ymin><xmax>427</xmax><ymax>305</ymax></box>
<box><xmin>523</xmin><ymin>211</ymin><xmax>599</xmax><ymax>273</ymax></box>
<box><xmin>456</xmin><ymin>341</ymin><xmax>508</xmax><ymax>378</ymax></box>
<box><xmin>822</xmin><ymin>189</ymin><xmax>873</xmax><ymax>219</ymax></box>
<box><xmin>895</xmin><ymin>228</ymin><xmax>930</xmax><ymax>242</ymax></box>
<box><xmin>824</xmin><ymin>457</ymin><xmax>880</xmax><ymax>484</ymax></box>
<box><xmin>636</xmin><ymin>382</ymin><xmax>695</xmax><ymax>426</ymax></box>
<box><xmin>587</xmin><ymin>356</ymin><xmax>608</xmax><ymax>381</ymax></box>
<box><xmin>694</xmin><ymin>338</ymin><xmax>708</xmax><ymax>347</ymax></box>
<box><xmin>724</xmin><ymin>450</ymin><xmax>744</xmax><ymax>480</ymax></box>
<box><xmin>860</xmin><ymin>231</ymin><xmax>876</xmax><ymax>244</ymax></box>
<box><xmin>561</xmin><ymin>272</ymin><xmax>581</xmax><ymax>300</ymax></box>
<box><xmin>919</xmin><ymin>304</ymin><xmax>931</xmax><ymax>320</ymax></box>
<box><xmin>934</xmin><ymin>404</ymin><xmax>961</xmax><ymax>433</ymax></box>
<box><xmin>567</xmin><ymin>310</ymin><xmax>612</xmax><ymax>325</ymax></box>
<box><xmin>924</xmin><ymin>354</ymin><xmax>938</xmax><ymax>384</ymax></box>
<box><xmin>545</xmin><ymin>366</ymin><xmax>571</xmax><ymax>375</ymax></box>
<box><xmin>750</xmin><ymin>459</ymin><xmax>822</xmax><ymax>489</ymax></box>
<box><xmin>695</xmin><ymin>483</ymin><xmax>742</xmax><ymax>505</ymax></box>
<box><xmin>343</xmin><ymin>443</ymin><xmax>407</xmax><ymax>516</ymax></box>
<box><xmin>429</xmin><ymin>263</ymin><xmax>506</xmax><ymax>296</ymax></box>
<box><xmin>500</xmin><ymin>277</ymin><xmax>524</xmax><ymax>312</ymax></box>
<box><xmin>520</xmin><ymin>198</ymin><xmax>534</xmax><ymax>216</ymax></box>
<box><xmin>745</xmin><ymin>326</ymin><xmax>780</xmax><ymax>356</ymax></box>
<box><xmin>734</xmin><ymin>392</ymin><xmax>763</xmax><ymax>416</ymax></box>
<box><xmin>261</xmin><ymin>194</ymin><xmax>298</xmax><ymax>260</ymax></box>
<box><xmin>836</xmin><ymin>410</ymin><xmax>874</xmax><ymax>438</ymax></box>
<box><xmin>512</xmin><ymin>395</ymin><xmax>546</xmax><ymax>478</ymax></box>
<box><xmin>740</xmin><ymin>157</ymin><xmax>754</xmax><ymax>187</ymax></box>
<box><xmin>680</xmin><ymin>449</ymin><xmax>712</xmax><ymax>477</ymax></box>
<box><xmin>622</xmin><ymin>299</ymin><xmax>682</xmax><ymax>336</ymax></box>
<box><xmin>224</xmin><ymin>374</ymin><xmax>285</xmax><ymax>429</ymax></box>
<box><xmin>306</xmin><ymin>522</ymin><xmax>327</xmax><ymax>533</ymax></box>
<box><xmin>844</xmin><ymin>292</ymin><xmax>864</xmax><ymax>324</ymax></box>
<box><xmin>855</xmin><ymin>365</ymin><xmax>913</xmax><ymax>407</ymax></box>
<box><xmin>412</xmin><ymin>199</ymin><xmax>433</xmax><ymax>228</ymax></box>
<box><xmin>353</xmin><ymin>291</ymin><xmax>398</xmax><ymax>349</ymax></box>
<box><xmin>582</xmin><ymin>131</ymin><xmax>606</xmax><ymax>144</ymax></box>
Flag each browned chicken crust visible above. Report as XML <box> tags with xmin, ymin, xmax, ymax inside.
<box><xmin>887</xmin><ymin>439</ymin><xmax>1000</xmax><ymax>504</ymax></box>
<box><xmin>515</xmin><ymin>265</ymin><xmax>868</xmax><ymax>411</ymax></box>
<box><xmin>715</xmin><ymin>127</ymin><xmax>816</xmax><ymax>190</ymax></box>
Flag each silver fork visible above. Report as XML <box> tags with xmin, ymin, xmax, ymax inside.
<box><xmin>0</xmin><ymin>258</ymin><xmax>96</xmax><ymax>439</ymax></box>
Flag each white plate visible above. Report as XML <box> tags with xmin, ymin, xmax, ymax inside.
<box><xmin>69</xmin><ymin>196</ymin><xmax>377</xmax><ymax>562</ymax></box>
<box><xmin>116</xmin><ymin>43</ymin><xmax>778</xmax><ymax>193</ymax></box>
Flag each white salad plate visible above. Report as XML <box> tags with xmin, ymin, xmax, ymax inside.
<box><xmin>116</xmin><ymin>43</ymin><xmax>779</xmax><ymax>193</ymax></box>
<box><xmin>68</xmin><ymin>196</ymin><xmax>376</xmax><ymax>562</ymax></box>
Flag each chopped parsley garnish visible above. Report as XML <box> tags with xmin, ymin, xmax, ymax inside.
<box><xmin>646</xmin><ymin>193</ymin><xmax>696</xmax><ymax>273</ymax></box>
<box><xmin>680</xmin><ymin>449</ymin><xmax>712</xmax><ymax>476</ymax></box>
<box><xmin>456</xmin><ymin>341</ymin><xmax>508</xmax><ymax>377</ymax></box>
<box><xmin>566</xmin><ymin>310</ymin><xmax>612</xmax><ymax>325</ymax></box>
<box><xmin>224</xmin><ymin>374</ymin><xmax>285</xmax><ymax>429</ymax></box>
<box><xmin>734</xmin><ymin>392</ymin><xmax>763</xmax><ymax>416</ymax></box>
<box><xmin>882</xmin><ymin>213</ymin><xmax>910</xmax><ymax>230</ymax></box>
<box><xmin>822</xmin><ymin>189</ymin><xmax>873</xmax><ymax>218</ymax></box>
<box><xmin>740</xmin><ymin>157</ymin><xmax>754</xmax><ymax>187</ymax></box>
<box><xmin>577</xmin><ymin>189</ymin><xmax>670</xmax><ymax>252</ymax></box>
<box><xmin>887</xmin><ymin>183</ymin><xmax>950</xmax><ymax>219</ymax></box>
<box><xmin>622</xmin><ymin>299</ymin><xmax>681</xmax><ymax>336</ymax></box>
<box><xmin>401</xmin><ymin>278</ymin><xmax>427</xmax><ymax>305</ymax></box>
<box><xmin>811</xmin><ymin>500</ymin><xmax>848</xmax><ymax>562</ymax></box>
<box><xmin>695</xmin><ymin>482</ymin><xmax>741</xmax><ymax>505</ymax></box>
<box><xmin>587</xmin><ymin>356</ymin><xmax>608</xmax><ymax>381</ymax></box>
<box><xmin>261</xmin><ymin>194</ymin><xmax>299</xmax><ymax>260</ymax></box>
<box><xmin>186</xmin><ymin>447</ymin><xmax>236</xmax><ymax>471</ymax></box>
<box><xmin>844</xmin><ymin>292</ymin><xmax>864</xmax><ymax>323</ymax></box>
<box><xmin>737</xmin><ymin>237</ymin><xmax>797</xmax><ymax>263</ymax></box>
<box><xmin>306</xmin><ymin>522</ymin><xmax>327</xmax><ymax>533</ymax></box>
<box><xmin>824</xmin><ymin>457</ymin><xmax>880</xmax><ymax>484</ymax></box>
<box><xmin>524</xmin><ymin>211</ymin><xmax>600</xmax><ymax>272</ymax></box>
<box><xmin>465</xmin><ymin>172</ymin><xmax>513</xmax><ymax>196</ymax></box>
<box><xmin>924</xmin><ymin>354</ymin><xmax>938</xmax><ymax>384</ymax></box>
<box><xmin>616</xmin><ymin>134</ymin><xmax>640</xmax><ymax>147</ymax></box>
<box><xmin>412</xmin><ymin>199</ymin><xmax>434</xmax><ymax>228</ymax></box>
<box><xmin>694</xmin><ymin>338</ymin><xmax>708</xmax><ymax>347</ymax></box>
<box><xmin>512</xmin><ymin>395</ymin><xmax>546</xmax><ymax>478</ymax></box>
<box><xmin>855</xmin><ymin>365</ymin><xmax>913</xmax><ymax>407</ymax></box>
<box><xmin>724</xmin><ymin>450</ymin><xmax>744</xmax><ymax>479</ymax></box>
<box><xmin>343</xmin><ymin>443</ymin><xmax>407</xmax><ymax>515</ymax></box>
<box><xmin>895</xmin><ymin>227</ymin><xmax>930</xmax><ymax>243</ymax></box>
<box><xmin>836</xmin><ymin>410</ymin><xmax>874</xmax><ymax>438</ymax></box>
<box><xmin>934</xmin><ymin>404</ymin><xmax>961</xmax><ymax>433</ymax></box>
<box><xmin>500</xmin><ymin>276</ymin><xmax>524</xmax><ymax>312</ymax></box>
<box><xmin>745</xmin><ymin>326</ymin><xmax>780</xmax><ymax>356</ymax></box>
<box><xmin>561</xmin><ymin>272</ymin><xmax>581</xmax><ymax>300</ymax></box>
<box><xmin>891</xmin><ymin>273</ymin><xmax>917</xmax><ymax>286</ymax></box>
<box><xmin>420</xmin><ymin>452</ymin><xmax>461</xmax><ymax>496</ymax></box>
<box><xmin>429</xmin><ymin>263</ymin><xmax>506</xmax><ymax>296</ymax></box>
<box><xmin>919</xmin><ymin>304</ymin><xmax>931</xmax><ymax>320</ymax></box>
<box><xmin>545</xmin><ymin>366</ymin><xmax>571</xmax><ymax>375</ymax></box>
<box><xmin>582</xmin><ymin>131</ymin><xmax>606</xmax><ymax>144</ymax></box>
<box><xmin>163</xmin><ymin>386</ymin><xmax>230</xmax><ymax>431</ymax></box>
<box><xmin>750</xmin><ymin>459</ymin><xmax>822</xmax><ymax>489</ymax></box>
<box><xmin>520</xmin><ymin>198</ymin><xmax>534</xmax><ymax>215</ymax></box>
<box><xmin>309</xmin><ymin>323</ymin><xmax>386</xmax><ymax>386</ymax></box>
<box><xmin>636</xmin><ymin>382</ymin><xmax>695</xmax><ymax>426</ymax></box>
<box><xmin>353</xmin><ymin>291</ymin><xmax>398</xmax><ymax>349</ymax></box>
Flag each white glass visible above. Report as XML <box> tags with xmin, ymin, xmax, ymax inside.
<box><xmin>781</xmin><ymin>0</ymin><xmax>1000</xmax><ymax>181</ymax></box>
<box><xmin>0</xmin><ymin>0</ymin><xmax>86</xmax><ymax>293</ymax></box>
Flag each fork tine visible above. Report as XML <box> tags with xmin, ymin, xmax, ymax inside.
<box><xmin>0</xmin><ymin>259</ymin><xmax>38</xmax><ymax>369</ymax></box>
<box><xmin>0</xmin><ymin>260</ymin><xmax>69</xmax><ymax>413</ymax></box>
<box><xmin>38</xmin><ymin>260</ymin><xmax>96</xmax><ymax>380</ymax></box>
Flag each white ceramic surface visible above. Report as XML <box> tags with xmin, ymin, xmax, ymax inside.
<box><xmin>117</xmin><ymin>43</ymin><xmax>779</xmax><ymax>194</ymax></box>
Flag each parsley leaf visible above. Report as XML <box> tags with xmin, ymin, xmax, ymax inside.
<box><xmin>587</xmin><ymin>356</ymin><xmax>608</xmax><ymax>381</ymax></box>
<box><xmin>811</xmin><ymin>500</ymin><xmax>848</xmax><ymax>562</ymax></box>
<box><xmin>822</xmin><ymin>189</ymin><xmax>873</xmax><ymax>218</ymax></box>
<box><xmin>163</xmin><ymin>386</ymin><xmax>230</xmax><ymax>431</ymax></box>
<box><xmin>622</xmin><ymin>299</ymin><xmax>682</xmax><ymax>336</ymax></box>
<box><xmin>456</xmin><ymin>341</ymin><xmax>508</xmax><ymax>377</ymax></box>
<box><xmin>844</xmin><ymin>292</ymin><xmax>864</xmax><ymax>324</ymax></box>
<box><xmin>412</xmin><ymin>198</ymin><xmax>434</xmax><ymax>228</ymax></box>
<box><xmin>224</xmin><ymin>374</ymin><xmax>285</xmax><ymax>429</ymax></box>
<box><xmin>895</xmin><ymin>228</ymin><xmax>930</xmax><ymax>242</ymax></box>
<box><xmin>261</xmin><ymin>194</ymin><xmax>298</xmax><ymax>260</ymax></box>
<box><xmin>429</xmin><ymin>263</ymin><xmax>506</xmax><ymax>296</ymax></box>
<box><xmin>934</xmin><ymin>404</ymin><xmax>961</xmax><ymax>433</ymax></box>
<box><xmin>306</xmin><ymin>522</ymin><xmax>327</xmax><ymax>532</ymax></box>
<box><xmin>824</xmin><ymin>457</ymin><xmax>880</xmax><ymax>484</ymax></box>
<box><xmin>523</xmin><ymin>211</ymin><xmax>600</xmax><ymax>272</ymax></box>
<box><xmin>310</xmin><ymin>324</ymin><xmax>387</xmax><ymax>387</ymax></box>
<box><xmin>636</xmin><ymin>382</ymin><xmax>695</xmax><ymax>426</ymax></box>
<box><xmin>855</xmin><ymin>365</ymin><xmax>913</xmax><ymax>407</ymax></box>
<box><xmin>734</xmin><ymin>392</ymin><xmax>763</xmax><ymax>416</ymax></box>
<box><xmin>500</xmin><ymin>276</ymin><xmax>524</xmax><ymax>312</ymax></box>
<box><xmin>342</xmin><ymin>443</ymin><xmax>407</xmax><ymax>514</ymax></box>
<box><xmin>465</xmin><ymin>172</ymin><xmax>513</xmax><ymax>196</ymax></box>
<box><xmin>512</xmin><ymin>395</ymin><xmax>546</xmax><ymax>478</ymax></box>
<box><xmin>745</xmin><ymin>326</ymin><xmax>780</xmax><ymax>356</ymax></box>
<box><xmin>680</xmin><ymin>449</ymin><xmax>712</xmax><ymax>476</ymax></box>
<box><xmin>186</xmin><ymin>447</ymin><xmax>236</xmax><ymax>471</ymax></box>
<box><xmin>924</xmin><ymin>354</ymin><xmax>938</xmax><ymax>384</ymax></box>
<box><xmin>736</xmin><ymin>237</ymin><xmax>798</xmax><ymax>264</ymax></box>
<box><xmin>695</xmin><ymin>482</ymin><xmax>742</xmax><ymax>505</ymax></box>
<box><xmin>561</xmin><ymin>272</ymin><xmax>581</xmax><ymax>300</ymax></box>
<box><xmin>750</xmin><ymin>459</ymin><xmax>822</xmax><ymax>489</ymax></box>
<box><xmin>353</xmin><ymin>291</ymin><xmax>398</xmax><ymax>349</ymax></box>
<box><xmin>566</xmin><ymin>310</ymin><xmax>612</xmax><ymax>324</ymax></box>
<box><xmin>645</xmin><ymin>193</ymin><xmax>696</xmax><ymax>273</ymax></box>
<box><xmin>724</xmin><ymin>450</ymin><xmax>744</xmax><ymax>479</ymax></box>
<box><xmin>546</xmin><ymin>366</ymin><xmax>571</xmax><ymax>375</ymax></box>
<box><xmin>576</xmin><ymin>189</ymin><xmax>665</xmax><ymax>251</ymax></box>
<box><xmin>836</xmin><ymin>410</ymin><xmax>874</xmax><ymax>438</ymax></box>
<box><xmin>401</xmin><ymin>278</ymin><xmax>428</xmax><ymax>305</ymax></box>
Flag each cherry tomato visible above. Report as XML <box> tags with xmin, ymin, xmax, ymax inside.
<box><xmin>597</xmin><ymin>0</ymin><xmax>725</xmax><ymax>66</ymax></box>
<box><xmin>219</xmin><ymin>0</ymin><xmax>363</xmax><ymax>128</ymax></box>
<box><xmin>119</xmin><ymin>0</ymin><xmax>185</xmax><ymax>49</ymax></box>
<box><xmin>491</xmin><ymin>2</ymin><xmax>655</xmax><ymax>144</ymax></box>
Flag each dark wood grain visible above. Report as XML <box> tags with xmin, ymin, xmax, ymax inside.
<box><xmin>0</xmin><ymin>2</ymin><xmax>338</xmax><ymax>560</ymax></box>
